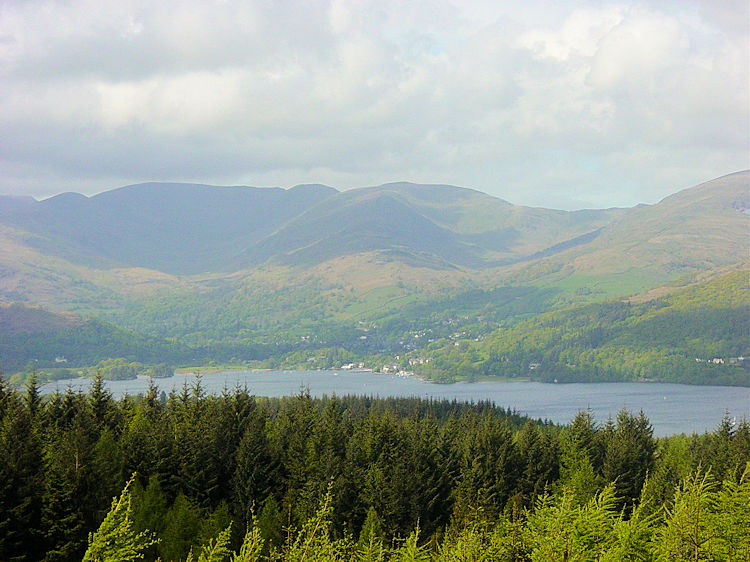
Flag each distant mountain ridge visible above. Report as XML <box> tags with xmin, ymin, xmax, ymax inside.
<box><xmin>236</xmin><ymin>181</ymin><xmax>625</xmax><ymax>270</ymax></box>
<box><xmin>0</xmin><ymin>179</ymin><xmax>628</xmax><ymax>275</ymax></box>
<box><xmin>0</xmin><ymin>171</ymin><xmax>746</xmax><ymax>313</ymax></box>
<box><xmin>0</xmin><ymin>182</ymin><xmax>338</xmax><ymax>274</ymax></box>
<box><xmin>520</xmin><ymin>170</ymin><xmax>750</xmax><ymax>281</ymax></box>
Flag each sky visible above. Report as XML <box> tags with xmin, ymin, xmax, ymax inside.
<box><xmin>1</xmin><ymin>0</ymin><xmax>747</xmax><ymax>209</ymax></box>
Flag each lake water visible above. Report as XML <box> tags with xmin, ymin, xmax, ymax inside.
<box><xmin>39</xmin><ymin>369</ymin><xmax>750</xmax><ymax>437</ymax></box>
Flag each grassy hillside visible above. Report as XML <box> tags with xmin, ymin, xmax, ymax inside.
<box><xmin>236</xmin><ymin>191</ymin><xmax>482</xmax><ymax>268</ymax></box>
<box><xmin>512</xmin><ymin>171</ymin><xmax>749</xmax><ymax>294</ymax></box>
<box><xmin>343</xmin><ymin>182</ymin><xmax>623</xmax><ymax>247</ymax></box>
<box><xmin>0</xmin><ymin>223</ymin><xmax>185</xmax><ymax>314</ymax></box>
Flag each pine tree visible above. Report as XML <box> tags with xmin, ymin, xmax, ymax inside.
<box><xmin>82</xmin><ymin>476</ymin><xmax>158</xmax><ymax>562</ymax></box>
<box><xmin>186</xmin><ymin>523</ymin><xmax>233</xmax><ymax>562</ymax></box>
<box><xmin>257</xmin><ymin>497</ymin><xmax>283</xmax><ymax>553</ymax></box>
<box><xmin>91</xmin><ymin>428</ymin><xmax>125</xmax><ymax>523</ymax></box>
<box><xmin>713</xmin><ymin>462</ymin><xmax>750</xmax><ymax>560</ymax></box>
<box><xmin>515</xmin><ymin>420</ymin><xmax>559</xmax><ymax>504</ymax></box>
<box><xmin>568</xmin><ymin>409</ymin><xmax>603</xmax><ymax>471</ymax></box>
<box><xmin>24</xmin><ymin>369</ymin><xmax>41</xmax><ymax>418</ymax></box>
<box><xmin>526</xmin><ymin>484</ymin><xmax>628</xmax><ymax>560</ymax></box>
<box><xmin>558</xmin><ymin>435</ymin><xmax>599</xmax><ymax>506</ymax></box>
<box><xmin>653</xmin><ymin>469</ymin><xmax>718</xmax><ymax>560</ymax></box>
<box><xmin>131</xmin><ymin>475</ymin><xmax>168</xmax><ymax>538</ymax></box>
<box><xmin>285</xmin><ymin>486</ymin><xmax>349</xmax><ymax>561</ymax></box>
<box><xmin>730</xmin><ymin>419</ymin><xmax>750</xmax><ymax>478</ymax></box>
<box><xmin>144</xmin><ymin>375</ymin><xmax>160</xmax><ymax>412</ymax></box>
<box><xmin>89</xmin><ymin>370</ymin><xmax>116</xmax><ymax>432</ymax></box>
<box><xmin>159</xmin><ymin>493</ymin><xmax>202</xmax><ymax>562</ymax></box>
<box><xmin>233</xmin><ymin>409</ymin><xmax>276</xmax><ymax>524</ymax></box>
<box><xmin>602</xmin><ymin>409</ymin><xmax>655</xmax><ymax>513</ymax></box>
<box><xmin>233</xmin><ymin>517</ymin><xmax>264</xmax><ymax>562</ymax></box>
<box><xmin>454</xmin><ymin>413</ymin><xmax>520</xmax><ymax>519</ymax></box>
<box><xmin>0</xmin><ymin>396</ymin><xmax>45</xmax><ymax>561</ymax></box>
<box><xmin>42</xmin><ymin>427</ymin><xmax>93</xmax><ymax>561</ymax></box>
<box><xmin>356</xmin><ymin>506</ymin><xmax>385</xmax><ymax>554</ymax></box>
<box><xmin>392</xmin><ymin>525</ymin><xmax>430</xmax><ymax>562</ymax></box>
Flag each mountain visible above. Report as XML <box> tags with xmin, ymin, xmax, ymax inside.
<box><xmin>0</xmin><ymin>172</ymin><xmax>747</xmax><ymax>384</ymax></box>
<box><xmin>236</xmin><ymin>188</ymin><xmax>483</xmax><ymax>268</ymax></box>
<box><xmin>234</xmin><ymin>181</ymin><xmax>623</xmax><ymax>268</ymax></box>
<box><xmin>0</xmin><ymin>182</ymin><xmax>338</xmax><ymax>274</ymax></box>
<box><xmin>510</xmin><ymin>171</ymin><xmax>750</xmax><ymax>297</ymax></box>
<box><xmin>4</xmin><ymin>173</ymin><xmax>743</xmax><ymax>285</ymax></box>
<box><xmin>0</xmin><ymin>179</ymin><xmax>630</xmax><ymax>312</ymax></box>
<box><xmin>0</xmin><ymin>180</ymin><xmax>624</xmax><ymax>274</ymax></box>
<box><xmin>0</xmin><ymin>173</ymin><xmax>745</xmax><ymax>299</ymax></box>
<box><xmin>595</xmin><ymin>170</ymin><xmax>748</xmax><ymax>270</ymax></box>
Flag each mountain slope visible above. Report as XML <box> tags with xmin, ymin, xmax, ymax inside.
<box><xmin>512</xmin><ymin>171</ymin><xmax>749</xmax><ymax>295</ymax></box>
<box><xmin>0</xmin><ymin>302</ymin><xmax>184</xmax><ymax>371</ymax></box>
<box><xmin>0</xmin><ymin>182</ymin><xmax>337</xmax><ymax>274</ymax></box>
<box><xmin>358</xmin><ymin>182</ymin><xmax>624</xmax><ymax>255</ymax></box>
<box><xmin>236</xmin><ymin>181</ymin><xmax>624</xmax><ymax>269</ymax></box>
<box><xmin>0</xmin><ymin>221</ymin><xmax>187</xmax><ymax>313</ymax></box>
<box><xmin>411</xmin><ymin>270</ymin><xmax>750</xmax><ymax>386</ymax></box>
<box><xmin>237</xmin><ymin>190</ymin><xmax>483</xmax><ymax>268</ymax></box>
<box><xmin>0</xmin><ymin>172</ymin><xmax>746</xmax><ymax>339</ymax></box>
<box><xmin>0</xmin><ymin>180</ymin><xmax>626</xmax><ymax>275</ymax></box>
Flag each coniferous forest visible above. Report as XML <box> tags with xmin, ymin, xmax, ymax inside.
<box><xmin>1</xmin><ymin>372</ymin><xmax>748</xmax><ymax>561</ymax></box>
<box><xmin>2</xmin><ymin>0</ymin><xmax>749</xmax><ymax>560</ymax></box>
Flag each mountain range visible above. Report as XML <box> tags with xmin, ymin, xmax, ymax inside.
<box><xmin>0</xmin><ymin>179</ymin><xmax>629</xmax><ymax>274</ymax></box>
<box><xmin>0</xmin><ymin>171</ymin><xmax>747</xmax><ymax>383</ymax></box>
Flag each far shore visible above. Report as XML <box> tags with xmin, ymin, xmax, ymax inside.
<box><xmin>172</xmin><ymin>365</ymin><xmax>532</xmax><ymax>384</ymax></box>
<box><xmin>174</xmin><ymin>365</ymin><xmax>271</xmax><ymax>375</ymax></box>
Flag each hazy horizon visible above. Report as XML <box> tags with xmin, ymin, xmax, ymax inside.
<box><xmin>1</xmin><ymin>169</ymin><xmax>746</xmax><ymax>212</ymax></box>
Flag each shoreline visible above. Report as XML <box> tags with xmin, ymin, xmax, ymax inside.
<box><xmin>19</xmin><ymin>365</ymin><xmax>750</xmax><ymax>389</ymax></box>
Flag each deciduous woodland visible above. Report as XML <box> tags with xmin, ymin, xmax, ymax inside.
<box><xmin>1</xmin><ymin>373</ymin><xmax>748</xmax><ymax>561</ymax></box>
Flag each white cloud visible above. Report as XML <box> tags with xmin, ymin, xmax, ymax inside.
<box><xmin>0</xmin><ymin>0</ymin><xmax>746</xmax><ymax>208</ymax></box>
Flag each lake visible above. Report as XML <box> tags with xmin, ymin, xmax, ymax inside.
<box><xmin>39</xmin><ymin>369</ymin><xmax>750</xmax><ymax>437</ymax></box>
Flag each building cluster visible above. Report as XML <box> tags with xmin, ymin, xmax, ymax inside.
<box><xmin>694</xmin><ymin>356</ymin><xmax>746</xmax><ymax>365</ymax></box>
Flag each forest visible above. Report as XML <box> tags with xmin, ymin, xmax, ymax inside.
<box><xmin>3</xmin><ymin>271</ymin><xmax>748</xmax><ymax>387</ymax></box>
<box><xmin>1</xmin><ymin>372</ymin><xmax>748</xmax><ymax>561</ymax></box>
<box><xmin>408</xmin><ymin>271</ymin><xmax>750</xmax><ymax>386</ymax></box>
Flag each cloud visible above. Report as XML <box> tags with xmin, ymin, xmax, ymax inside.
<box><xmin>0</xmin><ymin>0</ymin><xmax>747</xmax><ymax>208</ymax></box>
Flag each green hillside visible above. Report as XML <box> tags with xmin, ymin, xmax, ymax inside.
<box><xmin>410</xmin><ymin>271</ymin><xmax>750</xmax><ymax>386</ymax></box>
<box><xmin>514</xmin><ymin>171</ymin><xmax>749</xmax><ymax>293</ymax></box>
<box><xmin>0</xmin><ymin>303</ymin><xmax>182</xmax><ymax>373</ymax></box>
<box><xmin>238</xmin><ymin>181</ymin><xmax>624</xmax><ymax>269</ymax></box>
<box><xmin>0</xmin><ymin>173</ymin><xmax>747</xmax><ymax>386</ymax></box>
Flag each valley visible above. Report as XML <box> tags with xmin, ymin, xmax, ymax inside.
<box><xmin>1</xmin><ymin>171</ymin><xmax>748</xmax><ymax>386</ymax></box>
